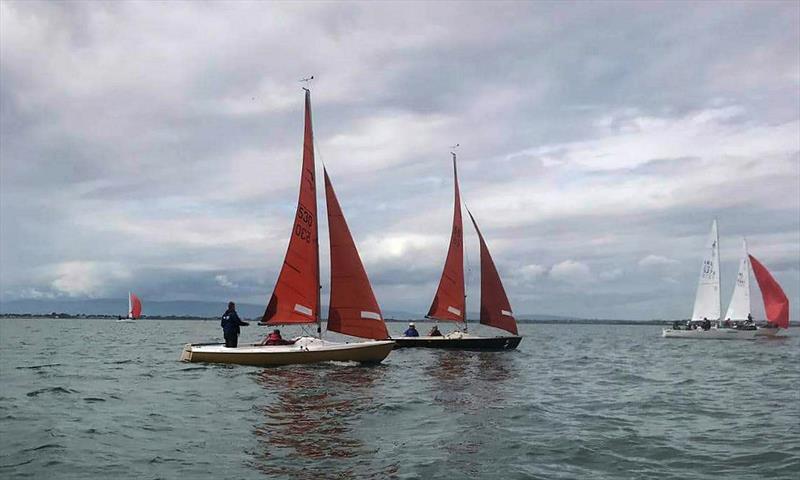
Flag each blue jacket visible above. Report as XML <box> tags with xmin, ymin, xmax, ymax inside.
<box><xmin>221</xmin><ymin>309</ymin><xmax>248</xmax><ymax>335</ymax></box>
<box><xmin>403</xmin><ymin>327</ymin><xmax>419</xmax><ymax>337</ymax></box>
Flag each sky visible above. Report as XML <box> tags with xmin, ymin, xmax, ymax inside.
<box><xmin>1</xmin><ymin>0</ymin><xmax>798</xmax><ymax>320</ymax></box>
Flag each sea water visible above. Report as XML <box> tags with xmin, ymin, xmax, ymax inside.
<box><xmin>0</xmin><ymin>318</ymin><xmax>797</xmax><ymax>479</ymax></box>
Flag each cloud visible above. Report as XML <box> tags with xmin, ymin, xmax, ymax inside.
<box><xmin>214</xmin><ymin>274</ymin><xmax>237</xmax><ymax>289</ymax></box>
<box><xmin>550</xmin><ymin>260</ymin><xmax>593</xmax><ymax>285</ymax></box>
<box><xmin>50</xmin><ymin>261</ymin><xmax>131</xmax><ymax>297</ymax></box>
<box><xmin>0</xmin><ymin>1</ymin><xmax>798</xmax><ymax>320</ymax></box>
<box><xmin>638</xmin><ymin>255</ymin><xmax>679</xmax><ymax>269</ymax></box>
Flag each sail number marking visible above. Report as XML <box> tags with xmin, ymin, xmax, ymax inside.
<box><xmin>294</xmin><ymin>205</ymin><xmax>314</xmax><ymax>243</ymax></box>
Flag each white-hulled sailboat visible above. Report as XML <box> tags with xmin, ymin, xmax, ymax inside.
<box><xmin>393</xmin><ymin>151</ymin><xmax>522</xmax><ymax>350</ymax></box>
<box><xmin>117</xmin><ymin>292</ymin><xmax>141</xmax><ymax>322</ymax></box>
<box><xmin>181</xmin><ymin>88</ymin><xmax>394</xmax><ymax>366</ymax></box>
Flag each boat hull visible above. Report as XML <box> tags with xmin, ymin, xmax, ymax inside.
<box><xmin>180</xmin><ymin>337</ymin><xmax>395</xmax><ymax>366</ymax></box>
<box><xmin>662</xmin><ymin>328</ymin><xmax>757</xmax><ymax>340</ymax></box>
<box><xmin>393</xmin><ymin>334</ymin><xmax>522</xmax><ymax>351</ymax></box>
<box><xmin>755</xmin><ymin>326</ymin><xmax>783</xmax><ymax>337</ymax></box>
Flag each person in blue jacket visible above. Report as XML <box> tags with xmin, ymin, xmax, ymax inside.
<box><xmin>221</xmin><ymin>301</ymin><xmax>249</xmax><ymax>347</ymax></box>
<box><xmin>403</xmin><ymin>322</ymin><xmax>419</xmax><ymax>337</ymax></box>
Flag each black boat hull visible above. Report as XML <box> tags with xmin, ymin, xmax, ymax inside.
<box><xmin>392</xmin><ymin>335</ymin><xmax>522</xmax><ymax>351</ymax></box>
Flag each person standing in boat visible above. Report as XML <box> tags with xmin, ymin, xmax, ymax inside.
<box><xmin>221</xmin><ymin>302</ymin><xmax>249</xmax><ymax>348</ymax></box>
<box><xmin>403</xmin><ymin>322</ymin><xmax>419</xmax><ymax>337</ymax></box>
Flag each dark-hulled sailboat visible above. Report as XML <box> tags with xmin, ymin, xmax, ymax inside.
<box><xmin>181</xmin><ymin>88</ymin><xmax>394</xmax><ymax>366</ymax></box>
<box><xmin>393</xmin><ymin>152</ymin><xmax>522</xmax><ymax>350</ymax></box>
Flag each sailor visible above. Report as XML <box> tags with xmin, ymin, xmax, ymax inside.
<box><xmin>428</xmin><ymin>325</ymin><xmax>443</xmax><ymax>336</ymax></box>
<box><xmin>221</xmin><ymin>302</ymin><xmax>249</xmax><ymax>348</ymax></box>
<box><xmin>262</xmin><ymin>329</ymin><xmax>293</xmax><ymax>346</ymax></box>
<box><xmin>403</xmin><ymin>322</ymin><xmax>420</xmax><ymax>337</ymax></box>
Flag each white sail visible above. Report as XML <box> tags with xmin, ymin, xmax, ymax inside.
<box><xmin>724</xmin><ymin>239</ymin><xmax>751</xmax><ymax>321</ymax></box>
<box><xmin>691</xmin><ymin>220</ymin><xmax>721</xmax><ymax>321</ymax></box>
<box><xmin>128</xmin><ymin>291</ymin><xmax>133</xmax><ymax>319</ymax></box>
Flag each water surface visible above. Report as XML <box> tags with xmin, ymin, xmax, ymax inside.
<box><xmin>0</xmin><ymin>319</ymin><xmax>797</xmax><ymax>479</ymax></box>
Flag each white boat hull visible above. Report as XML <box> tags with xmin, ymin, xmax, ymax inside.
<box><xmin>116</xmin><ymin>319</ymin><xmax>136</xmax><ymax>323</ymax></box>
<box><xmin>755</xmin><ymin>327</ymin><xmax>783</xmax><ymax>337</ymax></box>
<box><xmin>180</xmin><ymin>337</ymin><xmax>395</xmax><ymax>366</ymax></box>
<box><xmin>662</xmin><ymin>328</ymin><xmax>757</xmax><ymax>340</ymax></box>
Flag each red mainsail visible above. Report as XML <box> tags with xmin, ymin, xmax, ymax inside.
<box><xmin>263</xmin><ymin>89</ymin><xmax>320</xmax><ymax>325</ymax></box>
<box><xmin>427</xmin><ymin>153</ymin><xmax>465</xmax><ymax>323</ymax></box>
<box><xmin>467</xmin><ymin>209</ymin><xmax>518</xmax><ymax>335</ymax></box>
<box><xmin>749</xmin><ymin>254</ymin><xmax>789</xmax><ymax>329</ymax></box>
<box><xmin>324</xmin><ymin>169</ymin><xmax>389</xmax><ymax>340</ymax></box>
<box><xmin>129</xmin><ymin>293</ymin><xmax>142</xmax><ymax>319</ymax></box>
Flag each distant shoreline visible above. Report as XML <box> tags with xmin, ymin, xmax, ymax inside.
<box><xmin>1</xmin><ymin>313</ymin><xmax>797</xmax><ymax>327</ymax></box>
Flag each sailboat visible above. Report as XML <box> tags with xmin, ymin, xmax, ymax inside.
<box><xmin>181</xmin><ymin>88</ymin><xmax>395</xmax><ymax>366</ymax></box>
<box><xmin>749</xmin><ymin>254</ymin><xmax>790</xmax><ymax>336</ymax></box>
<box><xmin>393</xmin><ymin>152</ymin><xmax>522</xmax><ymax>350</ymax></box>
<box><xmin>663</xmin><ymin>222</ymin><xmax>764</xmax><ymax>340</ymax></box>
<box><xmin>117</xmin><ymin>292</ymin><xmax>141</xmax><ymax>322</ymax></box>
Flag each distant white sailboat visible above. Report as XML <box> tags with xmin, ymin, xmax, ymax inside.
<box><xmin>663</xmin><ymin>221</ymin><xmax>756</xmax><ymax>340</ymax></box>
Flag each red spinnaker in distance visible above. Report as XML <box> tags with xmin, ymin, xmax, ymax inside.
<box><xmin>324</xmin><ymin>169</ymin><xmax>389</xmax><ymax>340</ymax></box>
<box><xmin>467</xmin><ymin>210</ymin><xmax>518</xmax><ymax>335</ymax></box>
<box><xmin>263</xmin><ymin>89</ymin><xmax>320</xmax><ymax>325</ymax></box>
<box><xmin>749</xmin><ymin>254</ymin><xmax>789</xmax><ymax>329</ymax></box>
<box><xmin>427</xmin><ymin>154</ymin><xmax>465</xmax><ymax>323</ymax></box>
<box><xmin>129</xmin><ymin>293</ymin><xmax>142</xmax><ymax>319</ymax></box>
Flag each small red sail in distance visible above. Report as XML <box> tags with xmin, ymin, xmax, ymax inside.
<box><xmin>263</xmin><ymin>89</ymin><xmax>320</xmax><ymax>325</ymax></box>
<box><xmin>749</xmin><ymin>254</ymin><xmax>789</xmax><ymax>329</ymax></box>
<box><xmin>129</xmin><ymin>293</ymin><xmax>142</xmax><ymax>319</ymax></box>
<box><xmin>324</xmin><ymin>169</ymin><xmax>389</xmax><ymax>340</ymax></box>
<box><xmin>466</xmin><ymin>209</ymin><xmax>519</xmax><ymax>335</ymax></box>
<box><xmin>427</xmin><ymin>153</ymin><xmax>465</xmax><ymax>323</ymax></box>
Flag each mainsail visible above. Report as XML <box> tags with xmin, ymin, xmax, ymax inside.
<box><xmin>466</xmin><ymin>210</ymin><xmax>518</xmax><ymax>335</ymax></box>
<box><xmin>724</xmin><ymin>239</ymin><xmax>751</xmax><ymax>321</ymax></box>
<box><xmin>129</xmin><ymin>292</ymin><xmax>142</xmax><ymax>319</ymax></box>
<box><xmin>263</xmin><ymin>88</ymin><xmax>320</xmax><ymax>325</ymax></box>
<box><xmin>691</xmin><ymin>220</ymin><xmax>721</xmax><ymax>321</ymax></box>
<box><xmin>427</xmin><ymin>153</ymin><xmax>465</xmax><ymax>323</ymax></box>
<box><xmin>749</xmin><ymin>254</ymin><xmax>789</xmax><ymax>329</ymax></box>
<box><xmin>324</xmin><ymin>169</ymin><xmax>389</xmax><ymax>340</ymax></box>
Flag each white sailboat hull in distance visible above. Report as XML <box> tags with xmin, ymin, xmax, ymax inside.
<box><xmin>180</xmin><ymin>337</ymin><xmax>395</xmax><ymax>366</ymax></box>
<box><xmin>755</xmin><ymin>326</ymin><xmax>784</xmax><ymax>337</ymax></box>
<box><xmin>116</xmin><ymin>319</ymin><xmax>136</xmax><ymax>323</ymax></box>
<box><xmin>662</xmin><ymin>327</ymin><xmax>757</xmax><ymax>340</ymax></box>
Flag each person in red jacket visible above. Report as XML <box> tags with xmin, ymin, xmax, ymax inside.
<box><xmin>261</xmin><ymin>329</ymin><xmax>294</xmax><ymax>346</ymax></box>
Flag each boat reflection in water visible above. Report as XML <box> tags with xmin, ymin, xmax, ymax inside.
<box><xmin>250</xmin><ymin>365</ymin><xmax>398</xmax><ymax>479</ymax></box>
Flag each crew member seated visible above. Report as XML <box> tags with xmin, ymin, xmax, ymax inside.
<box><xmin>701</xmin><ymin>318</ymin><xmax>711</xmax><ymax>331</ymax></box>
<box><xmin>261</xmin><ymin>329</ymin><xmax>294</xmax><ymax>346</ymax></box>
<box><xmin>428</xmin><ymin>325</ymin><xmax>443</xmax><ymax>336</ymax></box>
<box><xmin>403</xmin><ymin>322</ymin><xmax>419</xmax><ymax>337</ymax></box>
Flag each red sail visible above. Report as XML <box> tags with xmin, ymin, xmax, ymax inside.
<box><xmin>263</xmin><ymin>89</ymin><xmax>320</xmax><ymax>325</ymax></box>
<box><xmin>467</xmin><ymin>209</ymin><xmax>518</xmax><ymax>335</ymax></box>
<box><xmin>427</xmin><ymin>153</ymin><xmax>465</xmax><ymax>323</ymax></box>
<box><xmin>129</xmin><ymin>293</ymin><xmax>142</xmax><ymax>319</ymax></box>
<box><xmin>749</xmin><ymin>255</ymin><xmax>789</xmax><ymax>329</ymax></box>
<box><xmin>324</xmin><ymin>169</ymin><xmax>389</xmax><ymax>340</ymax></box>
